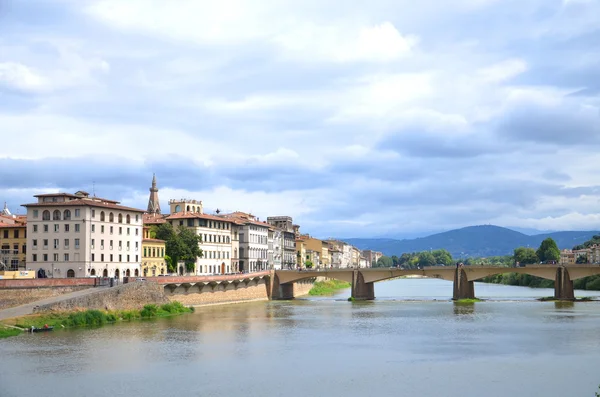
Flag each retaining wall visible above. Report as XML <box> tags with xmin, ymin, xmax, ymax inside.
<box><xmin>0</xmin><ymin>286</ymin><xmax>93</xmax><ymax>310</ymax></box>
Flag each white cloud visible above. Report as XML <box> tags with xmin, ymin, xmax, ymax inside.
<box><xmin>478</xmin><ymin>59</ymin><xmax>527</xmax><ymax>83</ymax></box>
<box><xmin>0</xmin><ymin>62</ymin><xmax>46</xmax><ymax>91</ymax></box>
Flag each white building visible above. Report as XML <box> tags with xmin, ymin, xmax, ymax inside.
<box><xmin>269</xmin><ymin>228</ymin><xmax>283</xmax><ymax>270</ymax></box>
<box><xmin>23</xmin><ymin>191</ymin><xmax>144</xmax><ymax>279</ymax></box>
<box><xmin>166</xmin><ymin>199</ymin><xmax>237</xmax><ymax>275</ymax></box>
<box><xmin>222</xmin><ymin>212</ymin><xmax>269</xmax><ymax>273</ymax></box>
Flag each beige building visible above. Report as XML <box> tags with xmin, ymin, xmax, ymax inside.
<box><xmin>23</xmin><ymin>191</ymin><xmax>144</xmax><ymax>279</ymax></box>
<box><xmin>221</xmin><ymin>211</ymin><xmax>269</xmax><ymax>273</ymax></box>
<box><xmin>363</xmin><ymin>250</ymin><xmax>383</xmax><ymax>267</ymax></box>
<box><xmin>166</xmin><ymin>199</ymin><xmax>237</xmax><ymax>275</ymax></box>
<box><xmin>559</xmin><ymin>249</ymin><xmax>575</xmax><ymax>265</ymax></box>
<box><xmin>0</xmin><ymin>209</ymin><xmax>27</xmax><ymax>271</ymax></box>
<box><xmin>142</xmin><ymin>226</ymin><xmax>167</xmax><ymax>277</ymax></box>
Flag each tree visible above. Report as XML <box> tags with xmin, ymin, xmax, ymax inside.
<box><xmin>432</xmin><ymin>249</ymin><xmax>453</xmax><ymax>265</ymax></box>
<box><xmin>576</xmin><ymin>254</ymin><xmax>588</xmax><ymax>264</ymax></box>
<box><xmin>155</xmin><ymin>223</ymin><xmax>202</xmax><ymax>273</ymax></box>
<box><xmin>514</xmin><ymin>247</ymin><xmax>538</xmax><ymax>265</ymax></box>
<box><xmin>164</xmin><ymin>254</ymin><xmax>174</xmax><ymax>273</ymax></box>
<box><xmin>391</xmin><ymin>255</ymin><xmax>400</xmax><ymax>266</ymax></box>
<box><xmin>536</xmin><ymin>238</ymin><xmax>560</xmax><ymax>263</ymax></box>
<box><xmin>573</xmin><ymin>235</ymin><xmax>600</xmax><ymax>250</ymax></box>
<box><xmin>418</xmin><ymin>252</ymin><xmax>436</xmax><ymax>267</ymax></box>
<box><xmin>376</xmin><ymin>256</ymin><xmax>394</xmax><ymax>268</ymax></box>
<box><xmin>304</xmin><ymin>260</ymin><xmax>314</xmax><ymax>268</ymax></box>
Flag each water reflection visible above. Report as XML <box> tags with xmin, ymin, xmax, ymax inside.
<box><xmin>453</xmin><ymin>302</ymin><xmax>476</xmax><ymax>317</ymax></box>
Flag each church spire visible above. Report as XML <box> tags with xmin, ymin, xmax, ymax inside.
<box><xmin>147</xmin><ymin>174</ymin><xmax>161</xmax><ymax>214</ymax></box>
<box><xmin>1</xmin><ymin>202</ymin><xmax>11</xmax><ymax>216</ymax></box>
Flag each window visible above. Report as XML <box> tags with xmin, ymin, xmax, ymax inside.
<box><xmin>127</xmin><ymin>241</ymin><xmax>130</xmax><ymax>250</ymax></box>
<box><xmin>43</xmin><ymin>239</ymin><xmax>48</xmax><ymax>248</ymax></box>
<box><xmin>13</xmin><ymin>230</ymin><xmax>19</xmax><ymax>238</ymax></box>
<box><xmin>64</xmin><ymin>253</ymin><xmax>69</xmax><ymax>262</ymax></box>
<box><xmin>119</xmin><ymin>254</ymin><xmax>122</xmax><ymax>262</ymax></box>
<box><xmin>75</xmin><ymin>224</ymin><xmax>80</xmax><ymax>232</ymax></box>
<box><xmin>33</xmin><ymin>210</ymin><xmax>39</xmax><ymax>218</ymax></box>
<box><xmin>53</xmin><ymin>210</ymin><xmax>61</xmax><ymax>220</ymax></box>
<box><xmin>91</xmin><ymin>239</ymin><xmax>95</xmax><ymax>248</ymax></box>
<box><xmin>119</xmin><ymin>227</ymin><xmax>122</xmax><ymax>235</ymax></box>
<box><xmin>110</xmin><ymin>254</ymin><xmax>113</xmax><ymax>262</ymax></box>
<box><xmin>144</xmin><ymin>247</ymin><xmax>147</xmax><ymax>256</ymax></box>
<box><xmin>187</xmin><ymin>219</ymin><xmax>194</xmax><ymax>227</ymax></box>
<box><xmin>135</xmin><ymin>255</ymin><xmax>138</xmax><ymax>262</ymax></box>
<box><xmin>118</xmin><ymin>214</ymin><xmax>123</xmax><ymax>223</ymax></box>
<box><xmin>92</xmin><ymin>253</ymin><xmax>95</xmax><ymax>261</ymax></box>
<box><xmin>75</xmin><ymin>239</ymin><xmax>80</xmax><ymax>249</ymax></box>
<box><xmin>43</xmin><ymin>254</ymin><xmax>48</xmax><ymax>261</ymax></box>
<box><xmin>101</xmin><ymin>239</ymin><xmax>104</xmax><ymax>249</ymax></box>
<box><xmin>101</xmin><ymin>225</ymin><xmax>104</xmax><ymax>233</ymax></box>
<box><xmin>2</xmin><ymin>230</ymin><xmax>7</xmax><ymax>239</ymax></box>
<box><xmin>33</xmin><ymin>225</ymin><xmax>38</xmax><ymax>233</ymax></box>
<box><xmin>135</xmin><ymin>228</ymin><xmax>138</xmax><ymax>236</ymax></box>
<box><xmin>32</xmin><ymin>254</ymin><xmax>37</xmax><ymax>262</ymax></box>
<box><xmin>33</xmin><ymin>239</ymin><xmax>38</xmax><ymax>248</ymax></box>
<box><xmin>64</xmin><ymin>239</ymin><xmax>69</xmax><ymax>248</ymax></box>
<box><xmin>135</xmin><ymin>241</ymin><xmax>138</xmax><ymax>249</ymax></box>
<box><xmin>42</xmin><ymin>210</ymin><xmax>50</xmax><ymax>220</ymax></box>
<box><xmin>110</xmin><ymin>240</ymin><xmax>113</xmax><ymax>248</ymax></box>
<box><xmin>118</xmin><ymin>241</ymin><xmax>122</xmax><ymax>249</ymax></box>
<box><xmin>126</xmin><ymin>214</ymin><xmax>130</xmax><ymax>224</ymax></box>
<box><xmin>54</xmin><ymin>224</ymin><xmax>59</xmax><ymax>232</ymax></box>
<box><xmin>63</xmin><ymin>209</ymin><xmax>71</xmax><ymax>220</ymax></box>
<box><xmin>54</xmin><ymin>253</ymin><xmax>59</xmax><ymax>261</ymax></box>
<box><xmin>101</xmin><ymin>254</ymin><xmax>104</xmax><ymax>262</ymax></box>
<box><xmin>92</xmin><ymin>209</ymin><xmax>95</xmax><ymax>218</ymax></box>
<box><xmin>74</xmin><ymin>209</ymin><xmax>80</xmax><ymax>217</ymax></box>
<box><xmin>53</xmin><ymin>239</ymin><xmax>59</xmax><ymax>249</ymax></box>
<box><xmin>127</xmin><ymin>255</ymin><xmax>130</xmax><ymax>262</ymax></box>
<box><xmin>127</xmin><ymin>227</ymin><xmax>130</xmax><ymax>235</ymax></box>
<box><xmin>43</xmin><ymin>224</ymin><xmax>48</xmax><ymax>232</ymax></box>
<box><xmin>91</xmin><ymin>225</ymin><xmax>95</xmax><ymax>233</ymax></box>
<box><xmin>100</xmin><ymin>211</ymin><xmax>105</xmax><ymax>221</ymax></box>
<box><xmin>135</xmin><ymin>214</ymin><xmax>139</xmax><ymax>222</ymax></box>
<box><xmin>64</xmin><ymin>224</ymin><xmax>70</xmax><ymax>232</ymax></box>
<box><xmin>109</xmin><ymin>212</ymin><xmax>114</xmax><ymax>222</ymax></box>
<box><xmin>110</xmin><ymin>226</ymin><xmax>113</xmax><ymax>234</ymax></box>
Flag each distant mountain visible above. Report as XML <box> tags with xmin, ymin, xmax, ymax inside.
<box><xmin>344</xmin><ymin>225</ymin><xmax>600</xmax><ymax>258</ymax></box>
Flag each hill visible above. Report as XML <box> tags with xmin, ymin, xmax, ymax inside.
<box><xmin>344</xmin><ymin>225</ymin><xmax>600</xmax><ymax>258</ymax></box>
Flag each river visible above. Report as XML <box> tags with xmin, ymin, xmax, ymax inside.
<box><xmin>2</xmin><ymin>279</ymin><xmax>600</xmax><ymax>397</ymax></box>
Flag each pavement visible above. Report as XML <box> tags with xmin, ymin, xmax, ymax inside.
<box><xmin>0</xmin><ymin>286</ymin><xmax>109</xmax><ymax>322</ymax></box>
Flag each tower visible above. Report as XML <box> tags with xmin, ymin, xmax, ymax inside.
<box><xmin>1</xmin><ymin>202</ymin><xmax>11</xmax><ymax>216</ymax></box>
<box><xmin>147</xmin><ymin>174</ymin><xmax>161</xmax><ymax>214</ymax></box>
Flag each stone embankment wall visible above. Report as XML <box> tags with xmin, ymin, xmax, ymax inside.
<box><xmin>33</xmin><ymin>282</ymin><xmax>169</xmax><ymax>313</ymax></box>
<box><xmin>0</xmin><ymin>286</ymin><xmax>92</xmax><ymax>310</ymax></box>
<box><xmin>0</xmin><ymin>278</ymin><xmax>96</xmax><ymax>288</ymax></box>
<box><xmin>293</xmin><ymin>279</ymin><xmax>315</xmax><ymax>297</ymax></box>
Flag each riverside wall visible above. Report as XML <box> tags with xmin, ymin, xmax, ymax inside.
<box><xmin>33</xmin><ymin>282</ymin><xmax>169</xmax><ymax>313</ymax></box>
<box><xmin>0</xmin><ymin>286</ymin><xmax>93</xmax><ymax>310</ymax></box>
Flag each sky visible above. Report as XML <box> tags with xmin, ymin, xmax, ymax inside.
<box><xmin>1</xmin><ymin>0</ymin><xmax>599</xmax><ymax>239</ymax></box>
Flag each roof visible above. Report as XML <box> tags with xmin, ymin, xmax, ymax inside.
<box><xmin>33</xmin><ymin>192</ymin><xmax>119</xmax><ymax>204</ymax></box>
<box><xmin>143</xmin><ymin>213</ymin><xmax>168</xmax><ymax>225</ymax></box>
<box><xmin>143</xmin><ymin>238</ymin><xmax>166</xmax><ymax>243</ymax></box>
<box><xmin>22</xmin><ymin>199</ymin><xmax>145</xmax><ymax>213</ymax></box>
<box><xmin>0</xmin><ymin>222</ymin><xmax>26</xmax><ymax>229</ymax></box>
<box><xmin>165</xmin><ymin>212</ymin><xmax>235</xmax><ymax>223</ymax></box>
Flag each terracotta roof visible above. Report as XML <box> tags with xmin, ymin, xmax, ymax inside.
<box><xmin>165</xmin><ymin>212</ymin><xmax>235</xmax><ymax>223</ymax></box>
<box><xmin>143</xmin><ymin>213</ymin><xmax>168</xmax><ymax>225</ymax></box>
<box><xmin>220</xmin><ymin>213</ymin><xmax>271</xmax><ymax>228</ymax></box>
<box><xmin>143</xmin><ymin>238</ymin><xmax>166</xmax><ymax>243</ymax></box>
<box><xmin>0</xmin><ymin>222</ymin><xmax>26</xmax><ymax>229</ymax></box>
<box><xmin>22</xmin><ymin>199</ymin><xmax>145</xmax><ymax>213</ymax></box>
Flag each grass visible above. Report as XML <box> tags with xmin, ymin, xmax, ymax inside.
<box><xmin>538</xmin><ymin>296</ymin><xmax>594</xmax><ymax>302</ymax></box>
<box><xmin>0</xmin><ymin>326</ymin><xmax>22</xmax><ymax>339</ymax></box>
<box><xmin>0</xmin><ymin>301</ymin><xmax>193</xmax><ymax>338</ymax></box>
<box><xmin>309</xmin><ymin>279</ymin><xmax>351</xmax><ymax>296</ymax></box>
<box><xmin>455</xmin><ymin>298</ymin><xmax>483</xmax><ymax>303</ymax></box>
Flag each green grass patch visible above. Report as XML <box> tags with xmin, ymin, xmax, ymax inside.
<box><xmin>2</xmin><ymin>301</ymin><xmax>193</xmax><ymax>338</ymax></box>
<box><xmin>309</xmin><ymin>279</ymin><xmax>351</xmax><ymax>296</ymax></box>
<box><xmin>455</xmin><ymin>298</ymin><xmax>483</xmax><ymax>304</ymax></box>
<box><xmin>0</xmin><ymin>327</ymin><xmax>22</xmax><ymax>338</ymax></box>
<box><xmin>538</xmin><ymin>296</ymin><xmax>594</xmax><ymax>302</ymax></box>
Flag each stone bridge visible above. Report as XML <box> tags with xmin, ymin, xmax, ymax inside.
<box><xmin>272</xmin><ymin>265</ymin><xmax>600</xmax><ymax>300</ymax></box>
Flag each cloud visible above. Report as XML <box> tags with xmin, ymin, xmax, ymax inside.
<box><xmin>1</xmin><ymin>0</ymin><xmax>600</xmax><ymax>238</ymax></box>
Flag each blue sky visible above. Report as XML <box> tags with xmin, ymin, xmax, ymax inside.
<box><xmin>1</xmin><ymin>0</ymin><xmax>599</xmax><ymax>238</ymax></box>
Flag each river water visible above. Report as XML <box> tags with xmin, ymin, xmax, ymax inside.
<box><xmin>2</xmin><ymin>279</ymin><xmax>600</xmax><ymax>397</ymax></box>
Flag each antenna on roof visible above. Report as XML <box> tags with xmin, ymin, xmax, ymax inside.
<box><xmin>92</xmin><ymin>181</ymin><xmax>96</xmax><ymax>197</ymax></box>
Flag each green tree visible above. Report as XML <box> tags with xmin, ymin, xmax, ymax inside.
<box><xmin>391</xmin><ymin>255</ymin><xmax>400</xmax><ymax>266</ymax></box>
<box><xmin>418</xmin><ymin>252</ymin><xmax>436</xmax><ymax>267</ymax></box>
<box><xmin>376</xmin><ymin>256</ymin><xmax>394</xmax><ymax>267</ymax></box>
<box><xmin>536</xmin><ymin>238</ymin><xmax>560</xmax><ymax>263</ymax></box>
<box><xmin>304</xmin><ymin>260</ymin><xmax>314</xmax><ymax>268</ymax></box>
<box><xmin>432</xmin><ymin>249</ymin><xmax>453</xmax><ymax>265</ymax></box>
<box><xmin>513</xmin><ymin>247</ymin><xmax>538</xmax><ymax>265</ymax></box>
<box><xmin>573</xmin><ymin>235</ymin><xmax>600</xmax><ymax>250</ymax></box>
<box><xmin>164</xmin><ymin>254</ymin><xmax>174</xmax><ymax>273</ymax></box>
<box><xmin>155</xmin><ymin>223</ymin><xmax>202</xmax><ymax>273</ymax></box>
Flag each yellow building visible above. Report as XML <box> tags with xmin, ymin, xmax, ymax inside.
<box><xmin>0</xmin><ymin>214</ymin><xmax>27</xmax><ymax>271</ymax></box>
<box><xmin>142</xmin><ymin>226</ymin><xmax>167</xmax><ymax>276</ymax></box>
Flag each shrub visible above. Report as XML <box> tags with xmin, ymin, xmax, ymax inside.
<box><xmin>140</xmin><ymin>304</ymin><xmax>158</xmax><ymax>318</ymax></box>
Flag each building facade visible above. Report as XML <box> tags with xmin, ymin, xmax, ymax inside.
<box><xmin>0</xmin><ymin>212</ymin><xmax>27</xmax><ymax>270</ymax></box>
<box><xmin>362</xmin><ymin>250</ymin><xmax>383</xmax><ymax>267</ymax></box>
<box><xmin>223</xmin><ymin>212</ymin><xmax>270</xmax><ymax>273</ymax></box>
<box><xmin>166</xmin><ymin>199</ymin><xmax>236</xmax><ymax>275</ymax></box>
<box><xmin>282</xmin><ymin>231</ymin><xmax>296</xmax><ymax>269</ymax></box>
<box><xmin>142</xmin><ymin>226</ymin><xmax>166</xmax><ymax>277</ymax></box>
<box><xmin>23</xmin><ymin>191</ymin><xmax>144</xmax><ymax>279</ymax></box>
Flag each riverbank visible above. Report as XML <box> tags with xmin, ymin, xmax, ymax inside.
<box><xmin>0</xmin><ymin>302</ymin><xmax>193</xmax><ymax>339</ymax></box>
<box><xmin>481</xmin><ymin>273</ymin><xmax>600</xmax><ymax>291</ymax></box>
<box><xmin>309</xmin><ymin>279</ymin><xmax>351</xmax><ymax>295</ymax></box>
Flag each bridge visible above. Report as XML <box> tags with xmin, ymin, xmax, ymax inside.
<box><xmin>272</xmin><ymin>265</ymin><xmax>600</xmax><ymax>300</ymax></box>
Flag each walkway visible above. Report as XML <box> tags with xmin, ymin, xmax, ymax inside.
<box><xmin>0</xmin><ymin>286</ymin><xmax>109</xmax><ymax>321</ymax></box>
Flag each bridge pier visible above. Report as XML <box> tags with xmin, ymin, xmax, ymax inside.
<box><xmin>352</xmin><ymin>271</ymin><xmax>375</xmax><ymax>300</ymax></box>
<box><xmin>269</xmin><ymin>272</ymin><xmax>296</xmax><ymax>300</ymax></box>
<box><xmin>453</xmin><ymin>268</ymin><xmax>475</xmax><ymax>300</ymax></box>
<box><xmin>555</xmin><ymin>267</ymin><xmax>574</xmax><ymax>300</ymax></box>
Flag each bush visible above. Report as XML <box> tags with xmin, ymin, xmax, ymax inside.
<box><xmin>140</xmin><ymin>304</ymin><xmax>159</xmax><ymax>318</ymax></box>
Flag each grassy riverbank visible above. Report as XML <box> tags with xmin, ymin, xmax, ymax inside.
<box><xmin>309</xmin><ymin>279</ymin><xmax>351</xmax><ymax>296</ymax></box>
<box><xmin>455</xmin><ymin>298</ymin><xmax>483</xmax><ymax>303</ymax></box>
<box><xmin>481</xmin><ymin>273</ymin><xmax>600</xmax><ymax>291</ymax></box>
<box><xmin>0</xmin><ymin>302</ymin><xmax>193</xmax><ymax>338</ymax></box>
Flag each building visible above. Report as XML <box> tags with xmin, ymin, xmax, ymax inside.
<box><xmin>22</xmin><ymin>191</ymin><xmax>144</xmax><ymax>279</ymax></box>
<box><xmin>351</xmin><ymin>246</ymin><xmax>361</xmax><ymax>267</ymax></box>
<box><xmin>142</xmin><ymin>226</ymin><xmax>167</xmax><ymax>276</ymax></box>
<box><xmin>0</xmin><ymin>207</ymin><xmax>27</xmax><ymax>271</ymax></box>
<box><xmin>329</xmin><ymin>245</ymin><xmax>342</xmax><ymax>268</ymax></box>
<box><xmin>282</xmin><ymin>230</ymin><xmax>296</xmax><ymax>269</ymax></box>
<box><xmin>559</xmin><ymin>249</ymin><xmax>575</xmax><ymax>266</ymax></box>
<box><xmin>269</xmin><ymin>227</ymin><xmax>283</xmax><ymax>270</ymax></box>
<box><xmin>363</xmin><ymin>250</ymin><xmax>383</xmax><ymax>267</ymax></box>
<box><xmin>147</xmin><ymin>174</ymin><xmax>161</xmax><ymax>214</ymax></box>
<box><xmin>222</xmin><ymin>211</ymin><xmax>270</xmax><ymax>273</ymax></box>
<box><xmin>267</xmin><ymin>216</ymin><xmax>296</xmax><ymax>269</ymax></box>
<box><xmin>166</xmin><ymin>199</ymin><xmax>237</xmax><ymax>275</ymax></box>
